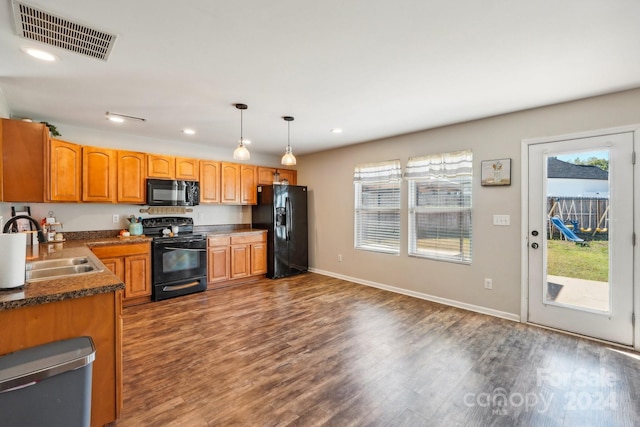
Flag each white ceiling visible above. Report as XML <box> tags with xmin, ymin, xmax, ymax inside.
<box><xmin>1</xmin><ymin>0</ymin><xmax>640</xmax><ymax>157</ymax></box>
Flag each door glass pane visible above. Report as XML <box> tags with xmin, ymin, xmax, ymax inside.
<box><xmin>545</xmin><ymin>150</ymin><xmax>610</xmax><ymax>312</ymax></box>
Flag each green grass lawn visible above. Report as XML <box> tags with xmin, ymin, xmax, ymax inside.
<box><xmin>546</xmin><ymin>239</ymin><xmax>609</xmax><ymax>282</ymax></box>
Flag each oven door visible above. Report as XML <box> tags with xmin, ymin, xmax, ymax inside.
<box><xmin>152</xmin><ymin>237</ymin><xmax>207</xmax><ymax>285</ymax></box>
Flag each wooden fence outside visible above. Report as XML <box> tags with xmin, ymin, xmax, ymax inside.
<box><xmin>547</xmin><ymin>196</ymin><xmax>609</xmax><ymax>240</ymax></box>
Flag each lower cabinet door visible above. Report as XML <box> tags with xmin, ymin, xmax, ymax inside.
<box><xmin>124</xmin><ymin>253</ymin><xmax>151</xmax><ymax>299</ymax></box>
<box><xmin>101</xmin><ymin>257</ymin><xmax>125</xmax><ymax>282</ymax></box>
<box><xmin>208</xmin><ymin>246</ymin><xmax>230</xmax><ymax>283</ymax></box>
<box><xmin>230</xmin><ymin>244</ymin><xmax>250</xmax><ymax>279</ymax></box>
<box><xmin>250</xmin><ymin>242</ymin><xmax>267</xmax><ymax>275</ymax></box>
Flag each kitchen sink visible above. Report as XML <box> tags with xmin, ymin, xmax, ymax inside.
<box><xmin>26</xmin><ymin>256</ymin><xmax>104</xmax><ymax>282</ymax></box>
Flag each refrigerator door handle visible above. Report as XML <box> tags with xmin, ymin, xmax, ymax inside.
<box><xmin>286</xmin><ymin>197</ymin><xmax>292</xmax><ymax>241</ymax></box>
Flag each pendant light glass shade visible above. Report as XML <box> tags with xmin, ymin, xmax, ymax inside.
<box><xmin>233</xmin><ymin>103</ymin><xmax>250</xmax><ymax>161</ymax></box>
<box><xmin>281</xmin><ymin>116</ymin><xmax>296</xmax><ymax>166</ymax></box>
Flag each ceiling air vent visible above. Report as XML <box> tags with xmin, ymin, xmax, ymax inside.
<box><xmin>11</xmin><ymin>1</ymin><xmax>117</xmax><ymax>61</ymax></box>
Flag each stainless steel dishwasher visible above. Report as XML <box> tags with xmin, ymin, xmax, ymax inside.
<box><xmin>0</xmin><ymin>336</ymin><xmax>96</xmax><ymax>427</ymax></box>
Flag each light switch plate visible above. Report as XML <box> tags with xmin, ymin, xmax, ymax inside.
<box><xmin>493</xmin><ymin>214</ymin><xmax>510</xmax><ymax>226</ymax></box>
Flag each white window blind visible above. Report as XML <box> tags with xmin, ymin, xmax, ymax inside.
<box><xmin>406</xmin><ymin>150</ymin><xmax>473</xmax><ymax>264</ymax></box>
<box><xmin>354</xmin><ymin>160</ymin><xmax>402</xmax><ymax>254</ymax></box>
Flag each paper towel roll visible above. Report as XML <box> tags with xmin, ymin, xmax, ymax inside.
<box><xmin>0</xmin><ymin>233</ymin><xmax>27</xmax><ymax>289</ymax></box>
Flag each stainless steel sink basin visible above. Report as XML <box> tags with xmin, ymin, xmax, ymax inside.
<box><xmin>26</xmin><ymin>257</ymin><xmax>90</xmax><ymax>270</ymax></box>
<box><xmin>26</xmin><ymin>256</ymin><xmax>104</xmax><ymax>282</ymax></box>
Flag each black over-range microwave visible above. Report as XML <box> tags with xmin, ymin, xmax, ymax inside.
<box><xmin>146</xmin><ymin>179</ymin><xmax>200</xmax><ymax>206</ymax></box>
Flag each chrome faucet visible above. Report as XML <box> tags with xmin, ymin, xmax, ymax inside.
<box><xmin>3</xmin><ymin>215</ymin><xmax>47</xmax><ymax>243</ymax></box>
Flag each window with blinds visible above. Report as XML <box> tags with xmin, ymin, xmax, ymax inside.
<box><xmin>354</xmin><ymin>160</ymin><xmax>402</xmax><ymax>254</ymax></box>
<box><xmin>406</xmin><ymin>150</ymin><xmax>473</xmax><ymax>264</ymax></box>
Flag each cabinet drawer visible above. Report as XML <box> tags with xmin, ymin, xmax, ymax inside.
<box><xmin>208</xmin><ymin>236</ymin><xmax>230</xmax><ymax>246</ymax></box>
<box><xmin>230</xmin><ymin>232</ymin><xmax>266</xmax><ymax>245</ymax></box>
<box><xmin>91</xmin><ymin>242</ymin><xmax>150</xmax><ymax>258</ymax></box>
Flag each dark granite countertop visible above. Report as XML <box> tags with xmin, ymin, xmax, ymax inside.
<box><xmin>0</xmin><ymin>228</ymin><xmax>262</xmax><ymax>311</ymax></box>
<box><xmin>205</xmin><ymin>228</ymin><xmax>267</xmax><ymax>237</ymax></box>
<box><xmin>0</xmin><ymin>237</ymin><xmax>152</xmax><ymax>311</ymax></box>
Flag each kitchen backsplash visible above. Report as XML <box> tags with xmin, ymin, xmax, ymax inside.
<box><xmin>0</xmin><ymin>202</ymin><xmax>251</xmax><ymax>232</ymax></box>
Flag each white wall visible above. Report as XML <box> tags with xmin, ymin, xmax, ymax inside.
<box><xmin>0</xmin><ymin>202</ymin><xmax>251</xmax><ymax>232</ymax></box>
<box><xmin>0</xmin><ymin>88</ymin><xmax>9</xmax><ymax>119</ymax></box>
<box><xmin>298</xmin><ymin>88</ymin><xmax>640</xmax><ymax>318</ymax></box>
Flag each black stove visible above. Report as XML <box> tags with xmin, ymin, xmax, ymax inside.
<box><xmin>143</xmin><ymin>216</ymin><xmax>208</xmax><ymax>301</ymax></box>
<box><xmin>142</xmin><ymin>216</ymin><xmax>203</xmax><ymax>240</ymax></box>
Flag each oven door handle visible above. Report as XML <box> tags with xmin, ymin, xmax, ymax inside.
<box><xmin>162</xmin><ymin>281</ymin><xmax>202</xmax><ymax>292</ymax></box>
<box><xmin>163</xmin><ymin>247</ymin><xmax>206</xmax><ymax>252</ymax></box>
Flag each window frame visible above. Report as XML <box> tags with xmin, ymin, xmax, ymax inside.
<box><xmin>354</xmin><ymin>160</ymin><xmax>402</xmax><ymax>255</ymax></box>
<box><xmin>406</xmin><ymin>150</ymin><xmax>473</xmax><ymax>264</ymax></box>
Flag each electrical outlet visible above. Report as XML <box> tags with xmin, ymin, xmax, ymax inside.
<box><xmin>112</xmin><ymin>214</ymin><xmax>119</xmax><ymax>223</ymax></box>
<box><xmin>484</xmin><ymin>278</ymin><xmax>493</xmax><ymax>289</ymax></box>
<box><xmin>338</xmin><ymin>254</ymin><xmax>343</xmax><ymax>262</ymax></box>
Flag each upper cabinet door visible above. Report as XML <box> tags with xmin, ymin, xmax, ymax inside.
<box><xmin>200</xmin><ymin>160</ymin><xmax>221</xmax><ymax>204</ymax></box>
<box><xmin>257</xmin><ymin>167</ymin><xmax>297</xmax><ymax>186</ymax></box>
<box><xmin>175</xmin><ymin>157</ymin><xmax>199</xmax><ymax>180</ymax></box>
<box><xmin>278</xmin><ymin>169</ymin><xmax>297</xmax><ymax>185</ymax></box>
<box><xmin>147</xmin><ymin>154</ymin><xmax>175</xmax><ymax>179</ymax></box>
<box><xmin>118</xmin><ymin>151</ymin><xmax>146</xmax><ymax>204</ymax></box>
<box><xmin>257</xmin><ymin>167</ymin><xmax>276</xmax><ymax>185</ymax></box>
<box><xmin>49</xmin><ymin>139</ymin><xmax>82</xmax><ymax>202</ymax></box>
<box><xmin>0</xmin><ymin>119</ymin><xmax>48</xmax><ymax>202</ymax></box>
<box><xmin>240</xmin><ymin>164</ymin><xmax>257</xmax><ymax>205</ymax></box>
<box><xmin>83</xmin><ymin>146</ymin><xmax>117</xmax><ymax>202</ymax></box>
<box><xmin>220</xmin><ymin>162</ymin><xmax>241</xmax><ymax>204</ymax></box>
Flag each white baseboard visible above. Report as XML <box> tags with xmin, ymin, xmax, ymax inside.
<box><xmin>309</xmin><ymin>268</ymin><xmax>521</xmax><ymax>322</ymax></box>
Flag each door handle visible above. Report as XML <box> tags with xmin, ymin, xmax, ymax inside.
<box><xmin>286</xmin><ymin>197</ymin><xmax>291</xmax><ymax>241</ymax></box>
<box><xmin>531</xmin><ymin>243</ymin><xmax>539</xmax><ymax>249</ymax></box>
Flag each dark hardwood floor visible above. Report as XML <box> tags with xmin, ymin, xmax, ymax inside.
<box><xmin>115</xmin><ymin>273</ymin><xmax>640</xmax><ymax>426</ymax></box>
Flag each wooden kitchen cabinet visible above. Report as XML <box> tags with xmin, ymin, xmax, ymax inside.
<box><xmin>200</xmin><ymin>160</ymin><xmax>221</xmax><ymax>204</ymax></box>
<box><xmin>117</xmin><ymin>150</ymin><xmax>146</xmax><ymax>204</ymax></box>
<box><xmin>91</xmin><ymin>242</ymin><xmax>152</xmax><ymax>306</ymax></box>
<box><xmin>147</xmin><ymin>154</ymin><xmax>199</xmax><ymax>180</ymax></box>
<box><xmin>221</xmin><ymin>162</ymin><xmax>241</xmax><ymax>204</ymax></box>
<box><xmin>230</xmin><ymin>244</ymin><xmax>251</xmax><ymax>279</ymax></box>
<box><xmin>240</xmin><ymin>164</ymin><xmax>257</xmax><ymax>205</ymax></box>
<box><xmin>231</xmin><ymin>232</ymin><xmax>266</xmax><ymax>278</ymax></box>
<box><xmin>258</xmin><ymin>166</ymin><xmax>276</xmax><ymax>185</ymax></box>
<box><xmin>207</xmin><ymin>231</ymin><xmax>266</xmax><ymax>288</ymax></box>
<box><xmin>207</xmin><ymin>236</ymin><xmax>230</xmax><ymax>283</ymax></box>
<box><xmin>0</xmin><ymin>291</ymin><xmax>122</xmax><ymax>427</ymax></box>
<box><xmin>175</xmin><ymin>156</ymin><xmax>199</xmax><ymax>180</ymax></box>
<box><xmin>250</xmin><ymin>239</ymin><xmax>267</xmax><ymax>275</ymax></box>
<box><xmin>49</xmin><ymin>138</ymin><xmax>82</xmax><ymax>202</ymax></box>
<box><xmin>0</xmin><ymin>118</ymin><xmax>48</xmax><ymax>202</ymax></box>
<box><xmin>147</xmin><ymin>153</ymin><xmax>175</xmax><ymax>179</ymax></box>
<box><xmin>278</xmin><ymin>169</ymin><xmax>297</xmax><ymax>185</ymax></box>
<box><xmin>257</xmin><ymin>166</ymin><xmax>297</xmax><ymax>185</ymax></box>
<box><xmin>83</xmin><ymin>146</ymin><xmax>117</xmax><ymax>202</ymax></box>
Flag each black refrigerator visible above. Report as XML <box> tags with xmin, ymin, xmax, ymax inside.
<box><xmin>252</xmin><ymin>184</ymin><xmax>308</xmax><ymax>279</ymax></box>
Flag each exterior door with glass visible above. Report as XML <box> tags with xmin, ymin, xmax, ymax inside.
<box><xmin>527</xmin><ymin>131</ymin><xmax>634</xmax><ymax>345</ymax></box>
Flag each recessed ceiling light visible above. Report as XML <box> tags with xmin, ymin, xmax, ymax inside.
<box><xmin>182</xmin><ymin>128</ymin><xmax>196</xmax><ymax>135</ymax></box>
<box><xmin>331</xmin><ymin>128</ymin><xmax>343</xmax><ymax>134</ymax></box>
<box><xmin>22</xmin><ymin>47</ymin><xmax>57</xmax><ymax>61</ymax></box>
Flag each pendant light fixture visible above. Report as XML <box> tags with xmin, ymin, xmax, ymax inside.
<box><xmin>233</xmin><ymin>103</ymin><xmax>250</xmax><ymax>161</ymax></box>
<box><xmin>281</xmin><ymin>116</ymin><xmax>296</xmax><ymax>166</ymax></box>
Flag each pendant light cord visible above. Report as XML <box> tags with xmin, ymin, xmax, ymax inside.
<box><xmin>240</xmin><ymin>108</ymin><xmax>244</xmax><ymax>146</ymax></box>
